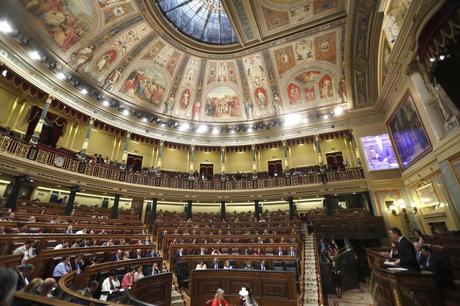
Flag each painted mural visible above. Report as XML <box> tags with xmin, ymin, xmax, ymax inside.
<box><xmin>20</xmin><ymin>0</ymin><xmax>94</xmax><ymax>52</ymax></box>
<box><xmin>314</xmin><ymin>31</ymin><xmax>337</xmax><ymax>64</ymax></box>
<box><xmin>207</xmin><ymin>61</ymin><xmax>238</xmax><ymax>85</ymax></box>
<box><xmin>120</xmin><ymin>68</ymin><xmax>167</xmax><ymax>107</ymax></box>
<box><xmin>204</xmin><ymin>86</ymin><xmax>241</xmax><ymax>119</ymax></box>
<box><xmin>101</xmin><ymin>2</ymin><xmax>135</xmax><ymax>24</ymax></box>
<box><xmin>142</xmin><ymin>40</ymin><xmax>181</xmax><ymax>76</ymax></box>
<box><xmin>258</xmin><ymin>0</ymin><xmax>343</xmax><ymax>35</ymax></box>
<box><xmin>273</xmin><ymin>46</ymin><xmax>296</xmax><ymax>78</ymax></box>
<box><xmin>174</xmin><ymin>58</ymin><xmax>201</xmax><ymax>117</ymax></box>
<box><xmin>295</xmin><ymin>38</ymin><xmax>314</xmax><ymax>64</ymax></box>
<box><xmin>286</xmin><ymin>70</ymin><xmax>337</xmax><ymax>105</ymax></box>
<box><xmin>243</xmin><ymin>54</ymin><xmax>273</xmax><ymax>118</ymax></box>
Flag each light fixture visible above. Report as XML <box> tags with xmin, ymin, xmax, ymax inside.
<box><xmin>390</xmin><ymin>199</ymin><xmax>417</xmax><ymax>218</ymax></box>
<box><xmin>229</xmin><ymin>129</ymin><xmax>235</xmax><ymax>134</ymax></box>
<box><xmin>142</xmin><ymin>117</ymin><xmax>148</xmax><ymax>123</ymax></box>
<box><xmin>161</xmin><ymin>123</ymin><xmax>166</xmax><ymax>128</ymax></box>
<box><xmin>1</xmin><ymin>69</ymin><xmax>7</xmax><ymax>77</ymax></box>
<box><xmin>284</xmin><ymin>113</ymin><xmax>302</xmax><ymax>127</ymax></box>
<box><xmin>102</xmin><ymin>100</ymin><xmax>110</xmax><ymax>107</ymax></box>
<box><xmin>178</xmin><ymin>123</ymin><xmax>190</xmax><ymax>131</ymax></box>
<box><xmin>302</xmin><ymin>117</ymin><xmax>309</xmax><ymax>124</ymax></box>
<box><xmin>122</xmin><ymin>109</ymin><xmax>130</xmax><ymax>116</ymax></box>
<box><xmin>196</xmin><ymin>124</ymin><xmax>208</xmax><ymax>133</ymax></box>
<box><xmin>212</xmin><ymin>127</ymin><xmax>220</xmax><ymax>135</ymax></box>
<box><xmin>247</xmin><ymin>127</ymin><xmax>253</xmax><ymax>133</ymax></box>
<box><xmin>80</xmin><ymin>88</ymin><xmax>88</xmax><ymax>95</ymax></box>
<box><xmin>0</xmin><ymin>20</ymin><xmax>13</xmax><ymax>34</ymax></box>
<box><xmin>334</xmin><ymin>106</ymin><xmax>344</xmax><ymax>116</ymax></box>
<box><xmin>29</xmin><ymin>50</ymin><xmax>41</xmax><ymax>61</ymax></box>
<box><xmin>56</xmin><ymin>72</ymin><xmax>66</xmax><ymax>80</ymax></box>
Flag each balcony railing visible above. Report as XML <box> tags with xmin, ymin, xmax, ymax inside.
<box><xmin>0</xmin><ymin>135</ymin><xmax>365</xmax><ymax>191</ymax></box>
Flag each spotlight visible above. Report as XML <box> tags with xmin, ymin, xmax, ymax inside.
<box><xmin>196</xmin><ymin>125</ymin><xmax>208</xmax><ymax>133</ymax></box>
<box><xmin>142</xmin><ymin>117</ymin><xmax>148</xmax><ymax>123</ymax></box>
<box><xmin>161</xmin><ymin>123</ymin><xmax>166</xmax><ymax>128</ymax></box>
<box><xmin>29</xmin><ymin>50</ymin><xmax>41</xmax><ymax>61</ymax></box>
<box><xmin>323</xmin><ymin>114</ymin><xmax>330</xmax><ymax>120</ymax></box>
<box><xmin>229</xmin><ymin>129</ymin><xmax>235</xmax><ymax>134</ymax></box>
<box><xmin>122</xmin><ymin>109</ymin><xmax>130</xmax><ymax>116</ymax></box>
<box><xmin>178</xmin><ymin>123</ymin><xmax>190</xmax><ymax>131</ymax></box>
<box><xmin>56</xmin><ymin>72</ymin><xmax>66</xmax><ymax>80</ymax></box>
<box><xmin>247</xmin><ymin>127</ymin><xmax>253</xmax><ymax>133</ymax></box>
<box><xmin>334</xmin><ymin>106</ymin><xmax>344</xmax><ymax>116</ymax></box>
<box><xmin>0</xmin><ymin>20</ymin><xmax>13</xmax><ymax>34</ymax></box>
<box><xmin>284</xmin><ymin>113</ymin><xmax>302</xmax><ymax>127</ymax></box>
<box><xmin>302</xmin><ymin>117</ymin><xmax>309</xmax><ymax>124</ymax></box>
<box><xmin>80</xmin><ymin>88</ymin><xmax>88</xmax><ymax>95</ymax></box>
<box><xmin>212</xmin><ymin>127</ymin><xmax>220</xmax><ymax>135</ymax></box>
<box><xmin>102</xmin><ymin>100</ymin><xmax>110</xmax><ymax>107</ymax></box>
<box><xmin>1</xmin><ymin>69</ymin><xmax>7</xmax><ymax>77</ymax></box>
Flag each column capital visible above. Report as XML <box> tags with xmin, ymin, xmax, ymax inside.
<box><xmin>45</xmin><ymin>95</ymin><xmax>54</xmax><ymax>104</ymax></box>
<box><xmin>221</xmin><ymin>146</ymin><xmax>226</xmax><ymax>152</ymax></box>
<box><xmin>89</xmin><ymin>117</ymin><xmax>95</xmax><ymax>125</ymax></box>
<box><xmin>125</xmin><ymin>131</ymin><xmax>131</xmax><ymax>139</ymax></box>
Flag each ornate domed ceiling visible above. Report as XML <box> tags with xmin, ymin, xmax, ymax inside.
<box><xmin>0</xmin><ymin>0</ymin><xmax>379</xmax><ymax>137</ymax></box>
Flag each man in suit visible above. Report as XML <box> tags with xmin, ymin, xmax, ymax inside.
<box><xmin>112</xmin><ymin>250</ymin><xmax>123</xmax><ymax>261</ymax></box>
<box><xmin>146</xmin><ymin>248</ymin><xmax>158</xmax><ymax>258</ymax></box>
<box><xmin>175</xmin><ymin>247</ymin><xmax>184</xmax><ymax>259</ymax></box>
<box><xmin>71</xmin><ymin>254</ymin><xmax>85</xmax><ymax>274</ymax></box>
<box><xmin>258</xmin><ymin>260</ymin><xmax>267</xmax><ymax>271</ymax></box>
<box><xmin>133</xmin><ymin>249</ymin><xmax>143</xmax><ymax>259</ymax></box>
<box><xmin>388</xmin><ymin>227</ymin><xmax>419</xmax><ymax>269</ymax></box>
<box><xmin>212</xmin><ymin>258</ymin><xmax>220</xmax><ymax>270</ymax></box>
<box><xmin>16</xmin><ymin>263</ymin><xmax>34</xmax><ymax>290</ymax></box>
<box><xmin>277</xmin><ymin>246</ymin><xmax>284</xmax><ymax>256</ymax></box>
<box><xmin>288</xmin><ymin>246</ymin><xmax>296</xmax><ymax>256</ymax></box>
<box><xmin>420</xmin><ymin>245</ymin><xmax>441</xmax><ymax>273</ymax></box>
<box><xmin>150</xmin><ymin>262</ymin><xmax>161</xmax><ymax>275</ymax></box>
<box><xmin>80</xmin><ymin>280</ymin><xmax>99</xmax><ymax>298</ymax></box>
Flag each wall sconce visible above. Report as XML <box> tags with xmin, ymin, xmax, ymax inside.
<box><xmin>390</xmin><ymin>199</ymin><xmax>417</xmax><ymax>218</ymax></box>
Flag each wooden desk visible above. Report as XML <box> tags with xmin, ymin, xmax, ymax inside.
<box><xmin>0</xmin><ymin>233</ymin><xmax>151</xmax><ymax>255</ymax></box>
<box><xmin>366</xmin><ymin>248</ymin><xmax>444</xmax><ymax>306</ymax></box>
<box><xmin>161</xmin><ymin>233</ymin><xmax>299</xmax><ymax>255</ymax></box>
<box><xmin>14</xmin><ymin>291</ymin><xmax>80</xmax><ymax>306</ymax></box>
<box><xmin>189</xmin><ymin>269</ymin><xmax>297</xmax><ymax>306</ymax></box>
<box><xmin>168</xmin><ymin>242</ymin><xmax>299</xmax><ymax>263</ymax></box>
<box><xmin>129</xmin><ymin>272</ymin><xmax>172</xmax><ymax>306</ymax></box>
<box><xmin>29</xmin><ymin>244</ymin><xmax>157</xmax><ymax>277</ymax></box>
<box><xmin>0</xmin><ymin>254</ymin><xmax>23</xmax><ymax>268</ymax></box>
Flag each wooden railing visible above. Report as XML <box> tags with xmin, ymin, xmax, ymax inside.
<box><xmin>0</xmin><ymin>135</ymin><xmax>365</xmax><ymax>191</ymax></box>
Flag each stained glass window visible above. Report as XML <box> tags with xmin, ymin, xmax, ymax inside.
<box><xmin>156</xmin><ymin>0</ymin><xmax>238</xmax><ymax>45</ymax></box>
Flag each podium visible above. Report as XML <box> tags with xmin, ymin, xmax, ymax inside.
<box><xmin>366</xmin><ymin>248</ymin><xmax>444</xmax><ymax>306</ymax></box>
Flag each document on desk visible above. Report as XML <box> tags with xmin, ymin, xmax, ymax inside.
<box><xmin>387</xmin><ymin>267</ymin><xmax>408</xmax><ymax>271</ymax></box>
<box><xmin>384</xmin><ymin>261</ymin><xmax>397</xmax><ymax>266</ymax></box>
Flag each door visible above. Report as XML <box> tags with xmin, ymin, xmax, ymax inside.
<box><xmin>199</xmin><ymin>163</ymin><xmax>213</xmax><ymax>180</ymax></box>
<box><xmin>326</xmin><ymin>152</ymin><xmax>344</xmax><ymax>170</ymax></box>
<box><xmin>127</xmin><ymin>154</ymin><xmax>143</xmax><ymax>172</ymax></box>
<box><xmin>267</xmin><ymin>160</ymin><xmax>283</xmax><ymax>177</ymax></box>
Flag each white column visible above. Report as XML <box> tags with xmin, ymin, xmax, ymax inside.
<box><xmin>30</xmin><ymin>95</ymin><xmax>53</xmax><ymax>144</ymax></box>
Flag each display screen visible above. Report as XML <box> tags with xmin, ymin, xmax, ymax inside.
<box><xmin>360</xmin><ymin>134</ymin><xmax>399</xmax><ymax>171</ymax></box>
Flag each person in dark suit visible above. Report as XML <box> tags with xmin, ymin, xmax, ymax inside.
<box><xmin>420</xmin><ymin>245</ymin><xmax>441</xmax><ymax>273</ymax></box>
<box><xmin>257</xmin><ymin>260</ymin><xmax>267</xmax><ymax>271</ymax></box>
<box><xmin>146</xmin><ymin>248</ymin><xmax>158</xmax><ymax>258</ymax></box>
<box><xmin>16</xmin><ymin>264</ymin><xmax>34</xmax><ymax>290</ymax></box>
<box><xmin>71</xmin><ymin>254</ymin><xmax>86</xmax><ymax>274</ymax></box>
<box><xmin>175</xmin><ymin>248</ymin><xmax>184</xmax><ymax>259</ymax></box>
<box><xmin>112</xmin><ymin>250</ymin><xmax>123</xmax><ymax>261</ymax></box>
<box><xmin>388</xmin><ymin>227</ymin><xmax>419</xmax><ymax>270</ymax></box>
<box><xmin>211</xmin><ymin>258</ymin><xmax>221</xmax><ymax>270</ymax></box>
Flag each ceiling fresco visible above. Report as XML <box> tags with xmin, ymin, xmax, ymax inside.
<box><xmin>3</xmin><ymin>0</ymin><xmax>378</xmax><ymax>124</ymax></box>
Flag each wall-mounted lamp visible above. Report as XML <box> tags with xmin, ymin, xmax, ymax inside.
<box><xmin>390</xmin><ymin>199</ymin><xmax>417</xmax><ymax>218</ymax></box>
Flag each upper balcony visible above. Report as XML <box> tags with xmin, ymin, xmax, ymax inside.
<box><xmin>0</xmin><ymin>134</ymin><xmax>367</xmax><ymax>200</ymax></box>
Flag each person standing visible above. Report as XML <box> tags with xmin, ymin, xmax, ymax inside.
<box><xmin>331</xmin><ymin>260</ymin><xmax>342</xmax><ymax>298</ymax></box>
<box><xmin>388</xmin><ymin>227</ymin><xmax>419</xmax><ymax>269</ymax></box>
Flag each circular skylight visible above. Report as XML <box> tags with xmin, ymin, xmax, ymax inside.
<box><xmin>156</xmin><ymin>0</ymin><xmax>238</xmax><ymax>45</ymax></box>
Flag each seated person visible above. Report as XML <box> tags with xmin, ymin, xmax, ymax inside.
<box><xmin>223</xmin><ymin>260</ymin><xmax>232</xmax><ymax>270</ymax></box>
<box><xmin>13</xmin><ymin>241</ymin><xmax>35</xmax><ymax>263</ymax></box>
<box><xmin>133</xmin><ymin>249</ymin><xmax>143</xmax><ymax>259</ymax></box>
<box><xmin>211</xmin><ymin>258</ymin><xmax>220</xmax><ymax>270</ymax></box>
<box><xmin>16</xmin><ymin>263</ymin><xmax>35</xmax><ymax>290</ymax></box>
<box><xmin>133</xmin><ymin>266</ymin><xmax>144</xmax><ymax>281</ymax></box>
<box><xmin>101</xmin><ymin>271</ymin><xmax>121</xmax><ymax>299</ymax></box>
<box><xmin>121</xmin><ymin>267</ymin><xmax>136</xmax><ymax>288</ymax></box>
<box><xmin>195</xmin><ymin>261</ymin><xmax>207</xmax><ymax>270</ymax></box>
<box><xmin>150</xmin><ymin>262</ymin><xmax>161</xmax><ymax>275</ymax></box>
<box><xmin>32</xmin><ymin>277</ymin><xmax>56</xmax><ymax>297</ymax></box>
<box><xmin>52</xmin><ymin>257</ymin><xmax>71</xmax><ymax>279</ymax></box>
<box><xmin>420</xmin><ymin>245</ymin><xmax>441</xmax><ymax>273</ymax></box>
<box><xmin>146</xmin><ymin>248</ymin><xmax>158</xmax><ymax>257</ymax></box>
<box><xmin>80</xmin><ymin>280</ymin><xmax>99</xmax><ymax>298</ymax></box>
<box><xmin>112</xmin><ymin>250</ymin><xmax>123</xmax><ymax>261</ymax></box>
<box><xmin>244</xmin><ymin>261</ymin><xmax>253</xmax><ymax>270</ymax></box>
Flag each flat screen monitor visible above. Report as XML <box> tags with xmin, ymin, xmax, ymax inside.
<box><xmin>360</xmin><ymin>134</ymin><xmax>399</xmax><ymax>171</ymax></box>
